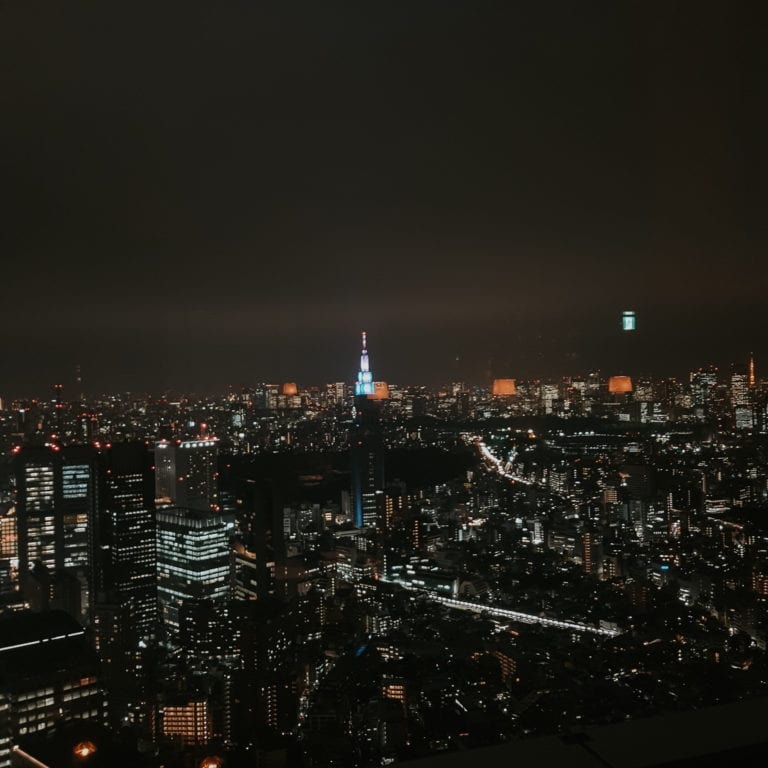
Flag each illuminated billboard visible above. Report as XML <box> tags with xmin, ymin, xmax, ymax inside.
<box><xmin>622</xmin><ymin>311</ymin><xmax>636</xmax><ymax>331</ymax></box>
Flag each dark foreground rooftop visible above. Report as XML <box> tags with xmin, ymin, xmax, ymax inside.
<box><xmin>403</xmin><ymin>695</ymin><xmax>768</xmax><ymax>768</ymax></box>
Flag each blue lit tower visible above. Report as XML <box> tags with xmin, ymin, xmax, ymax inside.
<box><xmin>351</xmin><ymin>332</ymin><xmax>384</xmax><ymax>528</ymax></box>
<box><xmin>355</xmin><ymin>330</ymin><xmax>375</xmax><ymax>396</ymax></box>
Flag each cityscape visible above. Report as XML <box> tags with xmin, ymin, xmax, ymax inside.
<box><xmin>1</xmin><ymin>328</ymin><xmax>768</xmax><ymax>766</ymax></box>
<box><xmin>3</xmin><ymin>1</ymin><xmax>767</xmax><ymax>766</ymax></box>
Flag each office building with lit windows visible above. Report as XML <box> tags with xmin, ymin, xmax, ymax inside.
<box><xmin>690</xmin><ymin>367</ymin><xmax>719</xmax><ymax>409</ymax></box>
<box><xmin>89</xmin><ymin>443</ymin><xmax>157</xmax><ymax>729</ymax></box>
<box><xmin>160</xmin><ymin>698</ymin><xmax>213</xmax><ymax>747</ymax></box>
<box><xmin>93</xmin><ymin>442</ymin><xmax>157</xmax><ymax>638</ymax></box>
<box><xmin>12</xmin><ymin>445</ymin><xmax>97</xmax><ymax>611</ymax></box>
<box><xmin>0</xmin><ymin>611</ymin><xmax>105</xmax><ymax>744</ymax></box>
<box><xmin>154</xmin><ymin>438</ymin><xmax>219</xmax><ymax>511</ymax></box>
<box><xmin>157</xmin><ymin>507</ymin><xmax>231</xmax><ymax>634</ymax></box>
<box><xmin>730</xmin><ymin>363</ymin><xmax>750</xmax><ymax>408</ymax></box>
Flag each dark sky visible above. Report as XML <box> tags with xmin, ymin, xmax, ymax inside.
<box><xmin>1</xmin><ymin>1</ymin><xmax>766</xmax><ymax>395</ymax></box>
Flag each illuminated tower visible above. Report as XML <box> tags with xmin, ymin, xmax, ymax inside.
<box><xmin>351</xmin><ymin>332</ymin><xmax>384</xmax><ymax>528</ymax></box>
<box><xmin>355</xmin><ymin>331</ymin><xmax>375</xmax><ymax>396</ymax></box>
<box><xmin>749</xmin><ymin>353</ymin><xmax>756</xmax><ymax>387</ymax></box>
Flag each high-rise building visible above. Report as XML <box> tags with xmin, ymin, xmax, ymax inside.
<box><xmin>176</xmin><ymin>439</ymin><xmax>218</xmax><ymax>510</ymax></box>
<box><xmin>221</xmin><ymin>462</ymin><xmax>287</xmax><ymax>601</ymax></box>
<box><xmin>90</xmin><ymin>443</ymin><xmax>157</xmax><ymax>729</ymax></box>
<box><xmin>157</xmin><ymin>507</ymin><xmax>231</xmax><ymax>634</ymax></box>
<box><xmin>14</xmin><ymin>446</ymin><xmax>57</xmax><ymax>576</ymax></box>
<box><xmin>0</xmin><ymin>505</ymin><xmax>17</xmax><ymax>599</ymax></box>
<box><xmin>160</xmin><ymin>699</ymin><xmax>213</xmax><ymax>747</ymax></box>
<box><xmin>155</xmin><ymin>438</ymin><xmax>219</xmax><ymax>510</ymax></box>
<box><xmin>351</xmin><ymin>424</ymin><xmax>384</xmax><ymax>529</ymax></box>
<box><xmin>730</xmin><ymin>363</ymin><xmax>750</xmax><ymax>408</ymax></box>
<box><xmin>93</xmin><ymin>442</ymin><xmax>157</xmax><ymax>640</ymax></box>
<box><xmin>382</xmin><ymin>482</ymin><xmax>408</xmax><ymax>532</ymax></box>
<box><xmin>154</xmin><ymin>440</ymin><xmax>176</xmax><ymax>504</ymax></box>
<box><xmin>581</xmin><ymin>529</ymin><xmax>603</xmax><ymax>575</ymax></box>
<box><xmin>12</xmin><ymin>445</ymin><xmax>97</xmax><ymax>610</ymax></box>
<box><xmin>154</xmin><ymin>438</ymin><xmax>219</xmax><ymax>511</ymax></box>
<box><xmin>351</xmin><ymin>333</ymin><xmax>385</xmax><ymax>528</ymax></box>
<box><xmin>690</xmin><ymin>367</ymin><xmax>719</xmax><ymax>408</ymax></box>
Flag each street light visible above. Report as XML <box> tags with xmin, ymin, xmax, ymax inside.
<box><xmin>73</xmin><ymin>741</ymin><xmax>97</xmax><ymax>760</ymax></box>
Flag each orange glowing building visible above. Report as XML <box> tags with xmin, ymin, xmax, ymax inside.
<box><xmin>608</xmin><ymin>375</ymin><xmax>633</xmax><ymax>394</ymax></box>
<box><xmin>162</xmin><ymin>699</ymin><xmax>212</xmax><ymax>746</ymax></box>
<box><xmin>281</xmin><ymin>382</ymin><xmax>298</xmax><ymax>397</ymax></box>
<box><xmin>369</xmin><ymin>381</ymin><xmax>390</xmax><ymax>400</ymax></box>
<box><xmin>492</xmin><ymin>378</ymin><xmax>517</xmax><ymax>396</ymax></box>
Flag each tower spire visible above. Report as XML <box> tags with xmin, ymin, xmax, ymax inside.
<box><xmin>355</xmin><ymin>331</ymin><xmax>375</xmax><ymax>396</ymax></box>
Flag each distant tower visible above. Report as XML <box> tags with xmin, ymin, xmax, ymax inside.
<box><xmin>749</xmin><ymin>353</ymin><xmax>756</xmax><ymax>387</ymax></box>
<box><xmin>355</xmin><ymin>331</ymin><xmax>375</xmax><ymax>396</ymax></box>
<box><xmin>351</xmin><ymin>332</ymin><xmax>384</xmax><ymax>528</ymax></box>
<box><xmin>75</xmin><ymin>363</ymin><xmax>83</xmax><ymax>401</ymax></box>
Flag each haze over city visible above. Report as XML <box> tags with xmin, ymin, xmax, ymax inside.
<box><xmin>2</xmin><ymin>2</ymin><xmax>766</xmax><ymax>394</ymax></box>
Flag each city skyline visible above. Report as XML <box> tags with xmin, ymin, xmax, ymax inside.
<box><xmin>0</xmin><ymin>323</ymin><xmax>762</xmax><ymax>400</ymax></box>
<box><xmin>2</xmin><ymin>301</ymin><xmax>768</xmax><ymax>764</ymax></box>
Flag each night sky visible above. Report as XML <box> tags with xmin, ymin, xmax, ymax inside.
<box><xmin>1</xmin><ymin>1</ymin><xmax>766</xmax><ymax>395</ymax></box>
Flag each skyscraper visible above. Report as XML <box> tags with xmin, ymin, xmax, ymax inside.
<box><xmin>91</xmin><ymin>442</ymin><xmax>157</xmax><ymax>729</ymax></box>
<box><xmin>157</xmin><ymin>507</ymin><xmax>231</xmax><ymax>635</ymax></box>
<box><xmin>12</xmin><ymin>445</ymin><xmax>97</xmax><ymax>611</ymax></box>
<box><xmin>730</xmin><ymin>363</ymin><xmax>750</xmax><ymax>408</ymax></box>
<box><xmin>351</xmin><ymin>332</ymin><xmax>385</xmax><ymax>528</ymax></box>
<box><xmin>154</xmin><ymin>438</ymin><xmax>219</xmax><ymax>511</ymax></box>
<box><xmin>93</xmin><ymin>442</ymin><xmax>157</xmax><ymax>640</ymax></box>
<box><xmin>176</xmin><ymin>438</ymin><xmax>219</xmax><ymax>511</ymax></box>
<box><xmin>13</xmin><ymin>446</ymin><xmax>57</xmax><ymax>576</ymax></box>
<box><xmin>690</xmin><ymin>367</ymin><xmax>719</xmax><ymax>410</ymax></box>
